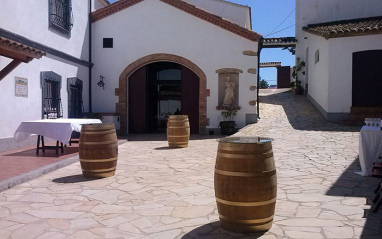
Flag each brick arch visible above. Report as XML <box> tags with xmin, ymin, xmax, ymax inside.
<box><xmin>115</xmin><ymin>53</ymin><xmax>207</xmax><ymax>135</ymax></box>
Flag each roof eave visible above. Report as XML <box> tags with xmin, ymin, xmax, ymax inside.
<box><xmin>303</xmin><ymin>26</ymin><xmax>382</xmax><ymax>40</ymax></box>
<box><xmin>92</xmin><ymin>0</ymin><xmax>262</xmax><ymax>42</ymax></box>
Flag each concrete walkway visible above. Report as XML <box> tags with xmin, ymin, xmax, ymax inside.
<box><xmin>0</xmin><ymin>89</ymin><xmax>381</xmax><ymax>239</ymax></box>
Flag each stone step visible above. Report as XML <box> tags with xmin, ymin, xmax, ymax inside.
<box><xmin>345</xmin><ymin>106</ymin><xmax>382</xmax><ymax>123</ymax></box>
<box><xmin>340</xmin><ymin>119</ymin><xmax>364</xmax><ymax>126</ymax></box>
<box><xmin>350</xmin><ymin>106</ymin><xmax>382</xmax><ymax>114</ymax></box>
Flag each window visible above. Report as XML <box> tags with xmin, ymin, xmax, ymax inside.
<box><xmin>49</xmin><ymin>0</ymin><xmax>73</xmax><ymax>35</ymax></box>
<box><xmin>41</xmin><ymin>72</ymin><xmax>62</xmax><ymax>119</ymax></box>
<box><xmin>103</xmin><ymin>38</ymin><xmax>113</xmax><ymax>48</ymax></box>
<box><xmin>67</xmin><ymin>78</ymin><xmax>83</xmax><ymax>118</ymax></box>
<box><xmin>315</xmin><ymin>49</ymin><xmax>320</xmax><ymax>64</ymax></box>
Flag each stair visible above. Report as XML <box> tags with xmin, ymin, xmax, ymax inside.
<box><xmin>340</xmin><ymin>106</ymin><xmax>382</xmax><ymax>126</ymax></box>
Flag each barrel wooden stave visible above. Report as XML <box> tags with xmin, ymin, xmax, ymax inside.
<box><xmin>167</xmin><ymin>115</ymin><xmax>190</xmax><ymax>148</ymax></box>
<box><xmin>214</xmin><ymin>140</ymin><xmax>277</xmax><ymax>232</ymax></box>
<box><xmin>79</xmin><ymin>124</ymin><xmax>118</xmax><ymax>178</ymax></box>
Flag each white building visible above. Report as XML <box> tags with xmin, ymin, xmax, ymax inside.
<box><xmin>295</xmin><ymin>0</ymin><xmax>382</xmax><ymax>122</ymax></box>
<box><xmin>0</xmin><ymin>0</ymin><xmax>260</xmax><ymax>150</ymax></box>
<box><xmin>91</xmin><ymin>0</ymin><xmax>260</xmax><ymax>135</ymax></box>
<box><xmin>0</xmin><ymin>0</ymin><xmax>108</xmax><ymax>151</ymax></box>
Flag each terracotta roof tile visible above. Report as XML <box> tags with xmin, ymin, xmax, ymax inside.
<box><xmin>260</xmin><ymin>62</ymin><xmax>281</xmax><ymax>68</ymax></box>
<box><xmin>263</xmin><ymin>37</ymin><xmax>297</xmax><ymax>46</ymax></box>
<box><xmin>92</xmin><ymin>0</ymin><xmax>261</xmax><ymax>42</ymax></box>
<box><xmin>92</xmin><ymin>0</ymin><xmax>143</xmax><ymax>22</ymax></box>
<box><xmin>0</xmin><ymin>36</ymin><xmax>45</xmax><ymax>61</ymax></box>
<box><xmin>303</xmin><ymin>16</ymin><xmax>382</xmax><ymax>39</ymax></box>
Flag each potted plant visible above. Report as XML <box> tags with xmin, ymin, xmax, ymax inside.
<box><xmin>292</xmin><ymin>58</ymin><xmax>305</xmax><ymax>95</ymax></box>
<box><xmin>290</xmin><ymin>81</ymin><xmax>296</xmax><ymax>90</ymax></box>
<box><xmin>219</xmin><ymin>107</ymin><xmax>237</xmax><ymax>135</ymax></box>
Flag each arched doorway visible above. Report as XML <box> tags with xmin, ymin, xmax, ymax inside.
<box><xmin>129</xmin><ymin>62</ymin><xmax>199</xmax><ymax>134</ymax></box>
<box><xmin>115</xmin><ymin>53</ymin><xmax>207</xmax><ymax>135</ymax></box>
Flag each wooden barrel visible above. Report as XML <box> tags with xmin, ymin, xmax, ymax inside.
<box><xmin>79</xmin><ymin>124</ymin><xmax>118</xmax><ymax>178</ymax></box>
<box><xmin>214</xmin><ymin>137</ymin><xmax>276</xmax><ymax>233</ymax></box>
<box><xmin>167</xmin><ymin>115</ymin><xmax>190</xmax><ymax>148</ymax></box>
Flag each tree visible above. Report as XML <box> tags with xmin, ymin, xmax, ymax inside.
<box><xmin>260</xmin><ymin>79</ymin><xmax>269</xmax><ymax>89</ymax></box>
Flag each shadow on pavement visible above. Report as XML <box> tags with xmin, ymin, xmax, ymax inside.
<box><xmin>52</xmin><ymin>174</ymin><xmax>98</xmax><ymax>183</ymax></box>
<box><xmin>326</xmin><ymin>158</ymin><xmax>382</xmax><ymax>237</ymax></box>
<box><xmin>181</xmin><ymin>221</ymin><xmax>266</xmax><ymax>239</ymax></box>
<box><xmin>3</xmin><ymin>146</ymin><xmax>79</xmax><ymax>157</ymax></box>
<box><xmin>259</xmin><ymin>90</ymin><xmax>361</xmax><ymax>132</ymax></box>
<box><xmin>154</xmin><ymin>146</ymin><xmax>179</xmax><ymax>150</ymax></box>
<box><xmin>127</xmin><ymin>134</ymin><xmax>224</xmax><ymax>142</ymax></box>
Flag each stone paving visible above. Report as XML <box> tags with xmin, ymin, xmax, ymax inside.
<box><xmin>0</xmin><ymin>89</ymin><xmax>381</xmax><ymax>239</ymax></box>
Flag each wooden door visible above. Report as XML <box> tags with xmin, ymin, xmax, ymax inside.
<box><xmin>129</xmin><ymin>66</ymin><xmax>147</xmax><ymax>133</ymax></box>
<box><xmin>181</xmin><ymin>66</ymin><xmax>199</xmax><ymax>134</ymax></box>
<box><xmin>353</xmin><ymin>50</ymin><xmax>382</xmax><ymax>106</ymax></box>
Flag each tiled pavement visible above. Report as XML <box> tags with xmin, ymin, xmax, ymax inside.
<box><xmin>0</xmin><ymin>89</ymin><xmax>381</xmax><ymax>238</ymax></box>
<box><xmin>0</xmin><ymin>142</ymin><xmax>81</xmax><ymax>191</ymax></box>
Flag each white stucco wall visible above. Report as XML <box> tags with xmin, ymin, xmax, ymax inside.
<box><xmin>296</xmin><ymin>0</ymin><xmax>382</xmax><ymax>31</ymax></box>
<box><xmin>301</xmin><ymin>34</ymin><xmax>329</xmax><ymax>112</ymax></box>
<box><xmin>184</xmin><ymin>0</ymin><xmax>252</xmax><ymax>29</ymax></box>
<box><xmin>92</xmin><ymin>0</ymin><xmax>109</xmax><ymax>11</ymax></box>
<box><xmin>0</xmin><ymin>0</ymin><xmax>90</xmax><ymax>141</ymax></box>
<box><xmin>296</xmin><ymin>0</ymin><xmax>382</xmax><ymax>57</ymax></box>
<box><xmin>295</xmin><ymin>0</ymin><xmax>382</xmax><ymax>119</ymax></box>
<box><xmin>91</xmin><ymin>0</ymin><xmax>258</xmax><ymax>132</ymax></box>
<box><xmin>0</xmin><ymin>1</ymin><xmax>90</xmax><ymax>59</ymax></box>
<box><xmin>327</xmin><ymin>34</ymin><xmax>382</xmax><ymax>113</ymax></box>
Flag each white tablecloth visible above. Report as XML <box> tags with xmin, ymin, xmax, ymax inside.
<box><xmin>358</xmin><ymin>126</ymin><xmax>382</xmax><ymax>176</ymax></box>
<box><xmin>14</xmin><ymin>118</ymin><xmax>102</xmax><ymax>145</ymax></box>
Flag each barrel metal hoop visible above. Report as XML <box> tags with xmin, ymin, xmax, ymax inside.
<box><xmin>219</xmin><ymin>144</ymin><xmax>272</xmax><ymax>151</ymax></box>
<box><xmin>80</xmin><ymin>157</ymin><xmax>117</xmax><ymax>163</ymax></box>
<box><xmin>80</xmin><ymin>140</ymin><xmax>118</xmax><ymax>145</ymax></box>
<box><xmin>216</xmin><ymin>196</ymin><xmax>276</xmax><ymax>206</ymax></box>
<box><xmin>82</xmin><ymin>167</ymin><xmax>116</xmax><ymax>173</ymax></box>
<box><xmin>219</xmin><ymin>214</ymin><xmax>274</xmax><ymax>224</ymax></box>
<box><xmin>168</xmin><ymin>119</ymin><xmax>189</xmax><ymax>122</ymax></box>
<box><xmin>167</xmin><ymin>135</ymin><xmax>190</xmax><ymax>138</ymax></box>
<box><xmin>80</xmin><ymin>129</ymin><xmax>116</xmax><ymax>135</ymax></box>
<box><xmin>215</xmin><ymin>168</ymin><xmax>276</xmax><ymax>177</ymax></box>
<box><xmin>217</xmin><ymin>152</ymin><xmax>273</xmax><ymax>159</ymax></box>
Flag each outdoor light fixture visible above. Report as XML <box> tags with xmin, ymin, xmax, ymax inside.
<box><xmin>98</xmin><ymin>75</ymin><xmax>105</xmax><ymax>89</ymax></box>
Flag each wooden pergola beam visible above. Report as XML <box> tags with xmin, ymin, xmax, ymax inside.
<box><xmin>0</xmin><ymin>59</ymin><xmax>22</xmax><ymax>81</ymax></box>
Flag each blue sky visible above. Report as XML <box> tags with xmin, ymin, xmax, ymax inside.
<box><xmin>108</xmin><ymin>0</ymin><xmax>296</xmax><ymax>86</ymax></box>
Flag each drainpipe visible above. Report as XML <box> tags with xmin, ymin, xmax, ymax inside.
<box><xmin>88</xmin><ymin>0</ymin><xmax>92</xmax><ymax>113</ymax></box>
<box><xmin>257</xmin><ymin>37</ymin><xmax>263</xmax><ymax>119</ymax></box>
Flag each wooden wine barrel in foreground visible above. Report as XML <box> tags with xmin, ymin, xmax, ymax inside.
<box><xmin>214</xmin><ymin>137</ymin><xmax>276</xmax><ymax>233</ymax></box>
<box><xmin>79</xmin><ymin>124</ymin><xmax>118</xmax><ymax>178</ymax></box>
<box><xmin>167</xmin><ymin>115</ymin><xmax>190</xmax><ymax>148</ymax></box>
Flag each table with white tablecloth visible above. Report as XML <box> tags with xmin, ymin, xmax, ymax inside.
<box><xmin>14</xmin><ymin>119</ymin><xmax>102</xmax><ymax>153</ymax></box>
<box><xmin>358</xmin><ymin>126</ymin><xmax>382</xmax><ymax>176</ymax></box>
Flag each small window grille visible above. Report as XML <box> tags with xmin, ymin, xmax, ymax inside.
<box><xmin>41</xmin><ymin>72</ymin><xmax>63</xmax><ymax>119</ymax></box>
<box><xmin>49</xmin><ymin>0</ymin><xmax>73</xmax><ymax>35</ymax></box>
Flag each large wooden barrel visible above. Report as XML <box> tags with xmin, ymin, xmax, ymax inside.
<box><xmin>167</xmin><ymin>115</ymin><xmax>190</xmax><ymax>148</ymax></box>
<box><xmin>79</xmin><ymin>124</ymin><xmax>118</xmax><ymax>178</ymax></box>
<box><xmin>214</xmin><ymin>137</ymin><xmax>276</xmax><ymax>233</ymax></box>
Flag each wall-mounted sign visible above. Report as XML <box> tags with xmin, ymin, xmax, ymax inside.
<box><xmin>15</xmin><ymin>77</ymin><xmax>28</xmax><ymax>97</ymax></box>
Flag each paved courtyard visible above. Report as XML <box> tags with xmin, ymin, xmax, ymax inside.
<box><xmin>0</xmin><ymin>89</ymin><xmax>381</xmax><ymax>238</ymax></box>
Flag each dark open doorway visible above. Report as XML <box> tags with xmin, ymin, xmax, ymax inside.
<box><xmin>352</xmin><ymin>50</ymin><xmax>382</xmax><ymax>107</ymax></box>
<box><xmin>128</xmin><ymin>62</ymin><xmax>199</xmax><ymax>134</ymax></box>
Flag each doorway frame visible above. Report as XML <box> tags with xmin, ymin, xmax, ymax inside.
<box><xmin>115</xmin><ymin>53</ymin><xmax>207</xmax><ymax>135</ymax></box>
